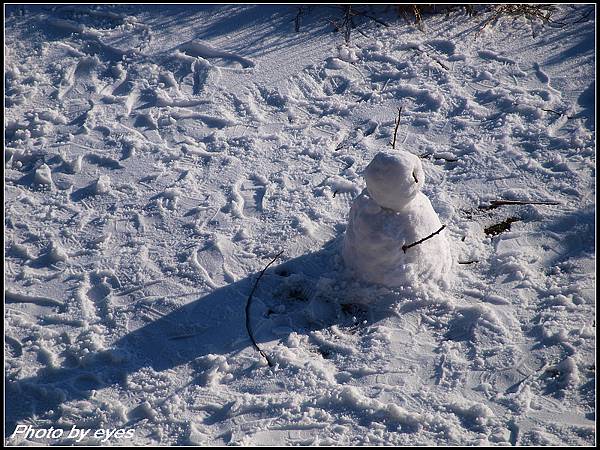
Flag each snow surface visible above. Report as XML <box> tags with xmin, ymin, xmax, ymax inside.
<box><xmin>343</xmin><ymin>151</ymin><xmax>452</xmax><ymax>289</ymax></box>
<box><xmin>4</xmin><ymin>4</ymin><xmax>596</xmax><ymax>446</ymax></box>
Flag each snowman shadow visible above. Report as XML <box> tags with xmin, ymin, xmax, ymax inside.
<box><xmin>6</xmin><ymin>236</ymin><xmax>398</xmax><ymax>437</ymax></box>
<box><xmin>112</xmin><ymin>235</ymin><xmax>398</xmax><ymax>372</ymax></box>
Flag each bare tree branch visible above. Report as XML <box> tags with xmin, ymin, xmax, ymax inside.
<box><xmin>410</xmin><ymin>45</ymin><xmax>449</xmax><ymax>71</ymax></box>
<box><xmin>344</xmin><ymin>5</ymin><xmax>352</xmax><ymax>43</ymax></box>
<box><xmin>294</xmin><ymin>7</ymin><xmax>303</xmax><ymax>32</ymax></box>
<box><xmin>353</xmin><ymin>10</ymin><xmax>390</xmax><ymax>27</ymax></box>
<box><xmin>245</xmin><ymin>250</ymin><xmax>284</xmax><ymax>367</ymax></box>
<box><xmin>482</xmin><ymin>200</ymin><xmax>560</xmax><ymax>210</ymax></box>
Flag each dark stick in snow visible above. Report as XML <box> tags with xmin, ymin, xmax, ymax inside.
<box><xmin>391</xmin><ymin>106</ymin><xmax>403</xmax><ymax>149</ymax></box>
<box><xmin>245</xmin><ymin>249</ymin><xmax>284</xmax><ymax>367</ymax></box>
<box><xmin>419</xmin><ymin>152</ymin><xmax>459</xmax><ymax>163</ymax></box>
<box><xmin>354</xmin><ymin>11</ymin><xmax>390</xmax><ymax>28</ymax></box>
<box><xmin>344</xmin><ymin>5</ymin><xmax>352</xmax><ymax>43</ymax></box>
<box><xmin>409</xmin><ymin>46</ymin><xmax>449</xmax><ymax>71</ymax></box>
<box><xmin>294</xmin><ymin>6</ymin><xmax>306</xmax><ymax>32</ymax></box>
<box><xmin>541</xmin><ymin>108</ymin><xmax>574</xmax><ymax>119</ymax></box>
<box><xmin>482</xmin><ymin>200</ymin><xmax>560</xmax><ymax>210</ymax></box>
<box><xmin>355</xmin><ymin>26</ymin><xmax>370</xmax><ymax>39</ymax></box>
<box><xmin>484</xmin><ymin>217</ymin><xmax>520</xmax><ymax>236</ymax></box>
<box><xmin>402</xmin><ymin>225</ymin><xmax>446</xmax><ymax>253</ymax></box>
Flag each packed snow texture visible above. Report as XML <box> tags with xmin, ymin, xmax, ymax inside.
<box><xmin>365</xmin><ymin>151</ymin><xmax>426</xmax><ymax>211</ymax></box>
<box><xmin>4</xmin><ymin>4</ymin><xmax>595</xmax><ymax>447</ymax></box>
<box><xmin>343</xmin><ymin>151</ymin><xmax>452</xmax><ymax>289</ymax></box>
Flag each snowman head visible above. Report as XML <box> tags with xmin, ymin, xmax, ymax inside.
<box><xmin>364</xmin><ymin>151</ymin><xmax>425</xmax><ymax>211</ymax></box>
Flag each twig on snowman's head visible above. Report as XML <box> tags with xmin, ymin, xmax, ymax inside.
<box><xmin>391</xmin><ymin>106</ymin><xmax>403</xmax><ymax>149</ymax></box>
<box><xmin>402</xmin><ymin>225</ymin><xmax>446</xmax><ymax>253</ymax></box>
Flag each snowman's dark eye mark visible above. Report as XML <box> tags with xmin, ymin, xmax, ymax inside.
<box><xmin>412</xmin><ymin>171</ymin><xmax>419</xmax><ymax>184</ymax></box>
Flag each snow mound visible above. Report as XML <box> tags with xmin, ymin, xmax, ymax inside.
<box><xmin>343</xmin><ymin>151</ymin><xmax>452</xmax><ymax>289</ymax></box>
<box><xmin>93</xmin><ymin>175</ymin><xmax>111</xmax><ymax>195</ymax></box>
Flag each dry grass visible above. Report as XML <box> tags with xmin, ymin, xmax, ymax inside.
<box><xmin>479</xmin><ymin>4</ymin><xmax>558</xmax><ymax>31</ymax></box>
<box><xmin>392</xmin><ymin>4</ymin><xmax>478</xmax><ymax>29</ymax></box>
<box><xmin>322</xmin><ymin>4</ymin><xmax>583</xmax><ymax>43</ymax></box>
<box><xmin>393</xmin><ymin>4</ymin><xmax>558</xmax><ymax>29</ymax></box>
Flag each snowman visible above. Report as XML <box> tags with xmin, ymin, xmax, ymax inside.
<box><xmin>342</xmin><ymin>151</ymin><xmax>452</xmax><ymax>289</ymax></box>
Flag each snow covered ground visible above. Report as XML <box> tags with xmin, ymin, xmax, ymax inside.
<box><xmin>4</xmin><ymin>4</ymin><xmax>595</xmax><ymax>446</ymax></box>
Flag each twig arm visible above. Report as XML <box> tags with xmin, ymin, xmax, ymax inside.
<box><xmin>402</xmin><ymin>225</ymin><xmax>446</xmax><ymax>253</ymax></box>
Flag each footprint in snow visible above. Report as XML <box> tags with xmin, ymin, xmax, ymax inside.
<box><xmin>59</xmin><ymin>57</ymin><xmax>100</xmax><ymax>100</ymax></box>
<box><xmin>192</xmin><ymin>239</ymin><xmax>227</xmax><ymax>288</ymax></box>
<box><xmin>239</xmin><ymin>177</ymin><xmax>267</xmax><ymax>218</ymax></box>
<box><xmin>192</xmin><ymin>59</ymin><xmax>222</xmax><ymax>96</ymax></box>
<box><xmin>425</xmin><ymin>39</ymin><xmax>456</xmax><ymax>57</ymax></box>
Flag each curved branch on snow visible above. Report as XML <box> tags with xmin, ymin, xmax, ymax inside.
<box><xmin>245</xmin><ymin>250</ymin><xmax>284</xmax><ymax>367</ymax></box>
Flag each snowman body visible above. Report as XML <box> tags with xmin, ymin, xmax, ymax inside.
<box><xmin>342</xmin><ymin>151</ymin><xmax>452</xmax><ymax>288</ymax></box>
